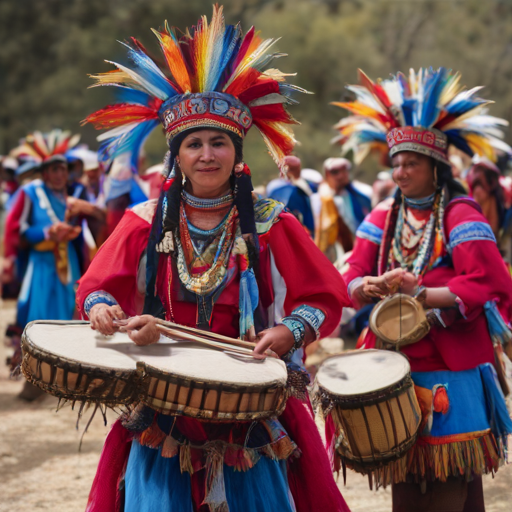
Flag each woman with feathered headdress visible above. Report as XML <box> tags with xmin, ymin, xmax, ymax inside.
<box><xmin>76</xmin><ymin>6</ymin><xmax>351</xmax><ymax>512</ymax></box>
<box><xmin>335</xmin><ymin>68</ymin><xmax>512</xmax><ymax>511</ymax></box>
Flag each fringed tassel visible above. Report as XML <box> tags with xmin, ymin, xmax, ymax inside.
<box><xmin>224</xmin><ymin>446</ymin><xmax>260</xmax><ymax>471</ymax></box>
<box><xmin>203</xmin><ymin>443</ymin><xmax>229</xmax><ymax>512</ymax></box>
<box><xmin>484</xmin><ymin>300</ymin><xmax>512</xmax><ymax>347</ymax></box>
<box><xmin>180</xmin><ymin>443</ymin><xmax>194</xmax><ymax>474</ymax></box>
<box><xmin>138</xmin><ymin>421</ymin><xmax>166</xmax><ymax>448</ymax></box>
<box><xmin>161</xmin><ymin>434</ymin><xmax>179</xmax><ymax>458</ymax></box>
<box><xmin>337</xmin><ymin>432</ymin><xmax>503</xmax><ymax>489</ymax></box>
<box><xmin>234</xmin><ymin>237</ymin><xmax>259</xmax><ymax>339</ymax></box>
<box><xmin>261</xmin><ymin>436</ymin><xmax>298</xmax><ymax>461</ymax></box>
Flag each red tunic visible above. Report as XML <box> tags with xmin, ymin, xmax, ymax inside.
<box><xmin>343</xmin><ymin>199</ymin><xmax>512</xmax><ymax>372</ymax></box>
<box><xmin>77</xmin><ymin>200</ymin><xmax>351</xmax><ymax>512</ymax></box>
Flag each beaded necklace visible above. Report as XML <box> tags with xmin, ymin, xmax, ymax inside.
<box><xmin>389</xmin><ymin>188</ymin><xmax>445</xmax><ymax>277</ymax></box>
<box><xmin>181</xmin><ymin>189</ymin><xmax>234</xmax><ymax>210</ymax></box>
<box><xmin>176</xmin><ymin>202</ymin><xmax>237</xmax><ymax>296</ymax></box>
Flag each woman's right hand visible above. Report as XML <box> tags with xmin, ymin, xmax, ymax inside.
<box><xmin>89</xmin><ymin>303</ymin><xmax>127</xmax><ymax>335</ymax></box>
<box><xmin>360</xmin><ymin>268</ymin><xmax>417</xmax><ymax>299</ymax></box>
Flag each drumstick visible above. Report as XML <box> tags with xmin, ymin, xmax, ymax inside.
<box><xmin>155</xmin><ymin>319</ymin><xmax>257</xmax><ymax>350</ymax></box>
<box><xmin>155</xmin><ymin>324</ymin><xmax>255</xmax><ymax>357</ymax></box>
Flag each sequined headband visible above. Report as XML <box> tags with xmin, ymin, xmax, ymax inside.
<box><xmin>387</xmin><ymin>127</ymin><xmax>449</xmax><ymax>165</ymax></box>
<box><xmin>159</xmin><ymin>92</ymin><xmax>253</xmax><ymax>142</ymax></box>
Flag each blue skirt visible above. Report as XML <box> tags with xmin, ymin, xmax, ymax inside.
<box><xmin>124</xmin><ymin>440</ymin><xmax>295</xmax><ymax>512</ymax></box>
<box><xmin>16</xmin><ymin>248</ymin><xmax>79</xmax><ymax>327</ymax></box>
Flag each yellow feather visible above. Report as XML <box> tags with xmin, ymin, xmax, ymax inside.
<box><xmin>466</xmin><ymin>133</ymin><xmax>496</xmax><ymax>161</ymax></box>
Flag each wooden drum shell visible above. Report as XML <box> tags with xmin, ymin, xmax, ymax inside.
<box><xmin>21</xmin><ymin>321</ymin><xmax>140</xmax><ymax>406</ymax></box>
<box><xmin>328</xmin><ymin>379</ymin><xmax>421</xmax><ymax>473</ymax></box>
<box><xmin>139</xmin><ymin>361</ymin><xmax>288</xmax><ymax>422</ymax></box>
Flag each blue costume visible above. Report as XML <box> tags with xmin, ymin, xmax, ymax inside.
<box><xmin>268</xmin><ymin>180</ymin><xmax>316</xmax><ymax>235</ymax></box>
<box><xmin>16</xmin><ymin>180</ymin><xmax>81</xmax><ymax>327</ymax></box>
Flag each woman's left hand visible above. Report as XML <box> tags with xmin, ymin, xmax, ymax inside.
<box><xmin>253</xmin><ymin>324</ymin><xmax>295</xmax><ymax>359</ymax></box>
<box><xmin>125</xmin><ymin>315</ymin><xmax>160</xmax><ymax>346</ymax></box>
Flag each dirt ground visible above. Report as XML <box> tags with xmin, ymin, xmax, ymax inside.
<box><xmin>0</xmin><ymin>301</ymin><xmax>510</xmax><ymax>512</ymax></box>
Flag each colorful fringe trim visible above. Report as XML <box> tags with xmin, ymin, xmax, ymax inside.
<box><xmin>135</xmin><ymin>419</ymin><xmax>299</xmax><ymax>474</ymax></box>
<box><xmin>336</xmin><ymin>430</ymin><xmax>507</xmax><ymax>489</ymax></box>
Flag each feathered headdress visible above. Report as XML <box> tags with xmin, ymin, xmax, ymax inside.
<box><xmin>83</xmin><ymin>4</ymin><xmax>305</xmax><ymax>170</ymax></box>
<box><xmin>332</xmin><ymin>68</ymin><xmax>511</xmax><ymax>165</ymax></box>
<box><xmin>10</xmin><ymin>129</ymin><xmax>80</xmax><ymax>165</ymax></box>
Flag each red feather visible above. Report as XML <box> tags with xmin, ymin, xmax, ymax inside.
<box><xmin>250</xmin><ymin>104</ymin><xmax>294</xmax><ymax>124</ymax></box>
<box><xmin>84</xmin><ymin>104</ymin><xmax>159</xmax><ymax>129</ymax></box>
<box><xmin>254</xmin><ymin>119</ymin><xmax>295</xmax><ymax>156</ymax></box>
<box><xmin>225</xmin><ymin>67</ymin><xmax>260</xmax><ymax>98</ymax></box>
<box><xmin>231</xmin><ymin>26</ymin><xmax>255</xmax><ymax>72</ymax></box>
<box><xmin>238</xmin><ymin>79</ymin><xmax>280</xmax><ymax>104</ymax></box>
<box><xmin>358</xmin><ymin>69</ymin><xmax>392</xmax><ymax>110</ymax></box>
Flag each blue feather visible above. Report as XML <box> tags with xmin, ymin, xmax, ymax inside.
<box><xmin>443</xmin><ymin>130</ymin><xmax>474</xmax><ymax>155</ymax></box>
<box><xmin>217</xmin><ymin>24</ymin><xmax>242</xmax><ymax>90</ymax></box>
<box><xmin>99</xmin><ymin>119</ymin><xmax>160</xmax><ymax>170</ymax></box>
<box><xmin>121</xmin><ymin>42</ymin><xmax>176</xmax><ymax>99</ymax></box>
<box><xmin>420</xmin><ymin>68</ymin><xmax>447</xmax><ymax>127</ymax></box>
<box><xmin>402</xmin><ymin>99</ymin><xmax>417</xmax><ymax>126</ymax></box>
<box><xmin>358</xmin><ymin>130</ymin><xmax>387</xmax><ymax>143</ymax></box>
<box><xmin>446</xmin><ymin>97</ymin><xmax>485</xmax><ymax>116</ymax></box>
<box><xmin>113</xmin><ymin>85</ymin><xmax>154</xmax><ymax>106</ymax></box>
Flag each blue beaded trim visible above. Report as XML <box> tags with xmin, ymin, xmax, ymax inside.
<box><xmin>404</xmin><ymin>192</ymin><xmax>436</xmax><ymax>210</ymax></box>
<box><xmin>356</xmin><ymin>220</ymin><xmax>384</xmax><ymax>245</ymax></box>
<box><xmin>84</xmin><ymin>290</ymin><xmax>119</xmax><ymax>318</ymax></box>
<box><xmin>291</xmin><ymin>305</ymin><xmax>325</xmax><ymax>339</ymax></box>
<box><xmin>449</xmin><ymin>221</ymin><xmax>496</xmax><ymax>249</ymax></box>
<box><xmin>282</xmin><ymin>318</ymin><xmax>306</xmax><ymax>349</ymax></box>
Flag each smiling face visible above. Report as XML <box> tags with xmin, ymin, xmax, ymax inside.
<box><xmin>177</xmin><ymin>129</ymin><xmax>236</xmax><ymax>198</ymax></box>
<box><xmin>391</xmin><ymin>151</ymin><xmax>437</xmax><ymax>199</ymax></box>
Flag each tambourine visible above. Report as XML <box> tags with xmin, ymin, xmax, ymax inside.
<box><xmin>369</xmin><ymin>293</ymin><xmax>430</xmax><ymax>348</ymax></box>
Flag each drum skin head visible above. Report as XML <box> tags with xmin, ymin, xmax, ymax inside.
<box><xmin>316</xmin><ymin>349</ymin><xmax>410</xmax><ymax>396</ymax></box>
<box><xmin>24</xmin><ymin>322</ymin><xmax>287</xmax><ymax>386</ymax></box>
<box><xmin>22</xmin><ymin>321</ymin><xmax>289</xmax><ymax>421</ymax></box>
<box><xmin>369</xmin><ymin>294</ymin><xmax>430</xmax><ymax>346</ymax></box>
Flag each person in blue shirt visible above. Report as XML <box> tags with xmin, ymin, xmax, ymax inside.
<box><xmin>267</xmin><ymin>155</ymin><xmax>316</xmax><ymax>235</ymax></box>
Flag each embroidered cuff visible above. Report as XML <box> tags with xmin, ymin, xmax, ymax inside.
<box><xmin>84</xmin><ymin>290</ymin><xmax>119</xmax><ymax>318</ymax></box>
<box><xmin>282</xmin><ymin>317</ymin><xmax>306</xmax><ymax>350</ymax></box>
<box><xmin>290</xmin><ymin>305</ymin><xmax>325</xmax><ymax>339</ymax></box>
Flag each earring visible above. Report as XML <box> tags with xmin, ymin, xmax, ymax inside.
<box><xmin>433</xmin><ymin>165</ymin><xmax>438</xmax><ymax>187</ymax></box>
<box><xmin>182</xmin><ymin>173</ymin><xmax>187</xmax><ymax>186</ymax></box>
<box><xmin>234</xmin><ymin>162</ymin><xmax>245</xmax><ymax>177</ymax></box>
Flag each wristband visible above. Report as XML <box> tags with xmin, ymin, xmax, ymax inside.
<box><xmin>84</xmin><ymin>290</ymin><xmax>118</xmax><ymax>318</ymax></box>
<box><xmin>281</xmin><ymin>317</ymin><xmax>306</xmax><ymax>350</ymax></box>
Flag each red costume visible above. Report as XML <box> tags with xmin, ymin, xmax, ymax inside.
<box><xmin>77</xmin><ymin>199</ymin><xmax>351</xmax><ymax>512</ymax></box>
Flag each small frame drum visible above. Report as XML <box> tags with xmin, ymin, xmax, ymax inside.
<box><xmin>315</xmin><ymin>349</ymin><xmax>421</xmax><ymax>474</ymax></box>
<box><xmin>369</xmin><ymin>294</ymin><xmax>430</xmax><ymax>348</ymax></box>
<box><xmin>21</xmin><ymin>321</ymin><xmax>288</xmax><ymax>421</ymax></box>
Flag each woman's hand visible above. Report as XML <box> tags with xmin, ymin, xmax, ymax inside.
<box><xmin>48</xmin><ymin>222</ymin><xmax>82</xmax><ymax>242</ymax></box>
<box><xmin>125</xmin><ymin>315</ymin><xmax>160</xmax><ymax>346</ymax></box>
<box><xmin>253</xmin><ymin>324</ymin><xmax>295</xmax><ymax>359</ymax></box>
<box><xmin>89</xmin><ymin>303</ymin><xmax>127</xmax><ymax>335</ymax></box>
<box><xmin>360</xmin><ymin>268</ymin><xmax>417</xmax><ymax>299</ymax></box>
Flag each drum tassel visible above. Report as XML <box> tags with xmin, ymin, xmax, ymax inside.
<box><xmin>204</xmin><ymin>443</ymin><xmax>229</xmax><ymax>512</ymax></box>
